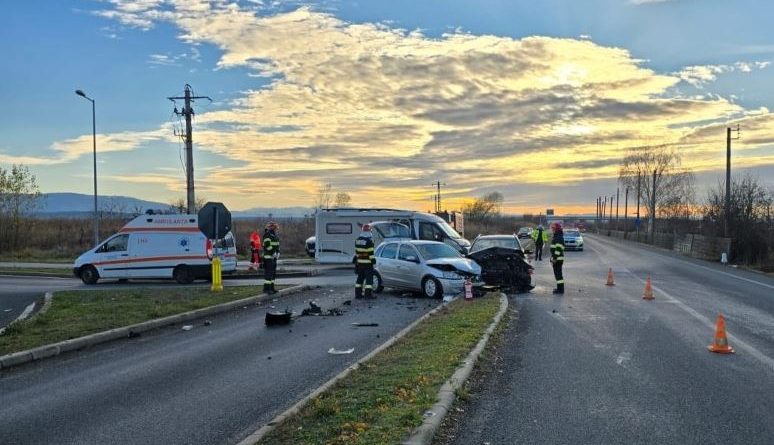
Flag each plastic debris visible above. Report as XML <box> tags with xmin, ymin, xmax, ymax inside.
<box><xmin>328</xmin><ymin>347</ymin><xmax>354</xmax><ymax>355</ymax></box>
<box><xmin>343</xmin><ymin>300</ymin><xmax>352</xmax><ymax>306</ymax></box>
<box><xmin>181</xmin><ymin>325</ymin><xmax>193</xmax><ymax>331</ymax></box>
<box><xmin>352</xmin><ymin>322</ymin><xmax>379</xmax><ymax>327</ymax></box>
<box><xmin>204</xmin><ymin>320</ymin><xmax>212</xmax><ymax>326</ymax></box>
<box><xmin>265</xmin><ymin>311</ymin><xmax>292</xmax><ymax>326</ymax></box>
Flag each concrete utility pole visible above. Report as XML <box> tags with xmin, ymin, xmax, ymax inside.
<box><xmin>615</xmin><ymin>187</ymin><xmax>620</xmax><ymax>229</ymax></box>
<box><xmin>168</xmin><ymin>84</ymin><xmax>211</xmax><ymax>214</ymax></box>
<box><xmin>650</xmin><ymin>169</ymin><xmax>657</xmax><ymax>243</ymax></box>
<box><xmin>636</xmin><ymin>173</ymin><xmax>641</xmax><ymax>239</ymax></box>
<box><xmin>609</xmin><ymin>196</ymin><xmax>613</xmax><ymax>222</ymax></box>
<box><xmin>724</xmin><ymin>125</ymin><xmax>740</xmax><ymax>238</ymax></box>
<box><xmin>624</xmin><ymin>187</ymin><xmax>629</xmax><ymax>228</ymax></box>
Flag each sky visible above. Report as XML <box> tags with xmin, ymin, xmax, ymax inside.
<box><xmin>1</xmin><ymin>0</ymin><xmax>773</xmax><ymax>214</ymax></box>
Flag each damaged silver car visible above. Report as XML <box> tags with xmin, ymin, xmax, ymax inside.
<box><xmin>374</xmin><ymin>240</ymin><xmax>481</xmax><ymax>298</ymax></box>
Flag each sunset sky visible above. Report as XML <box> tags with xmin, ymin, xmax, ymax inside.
<box><xmin>1</xmin><ymin>0</ymin><xmax>773</xmax><ymax>214</ymax></box>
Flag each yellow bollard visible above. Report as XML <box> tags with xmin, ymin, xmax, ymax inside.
<box><xmin>211</xmin><ymin>256</ymin><xmax>224</xmax><ymax>292</ymax></box>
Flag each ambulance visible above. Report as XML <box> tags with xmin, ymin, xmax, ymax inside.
<box><xmin>73</xmin><ymin>214</ymin><xmax>237</xmax><ymax>284</ymax></box>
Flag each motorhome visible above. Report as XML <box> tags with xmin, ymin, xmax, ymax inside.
<box><xmin>73</xmin><ymin>214</ymin><xmax>237</xmax><ymax>284</ymax></box>
<box><xmin>313</xmin><ymin>208</ymin><xmax>471</xmax><ymax>264</ymax></box>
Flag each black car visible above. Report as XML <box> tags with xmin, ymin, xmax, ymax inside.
<box><xmin>467</xmin><ymin>235</ymin><xmax>534</xmax><ymax>293</ymax></box>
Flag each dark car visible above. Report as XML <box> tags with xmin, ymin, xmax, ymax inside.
<box><xmin>467</xmin><ymin>235</ymin><xmax>534</xmax><ymax>293</ymax></box>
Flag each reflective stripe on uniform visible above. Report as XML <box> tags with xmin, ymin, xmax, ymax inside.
<box><xmin>364</xmin><ymin>285</ymin><xmax>373</xmax><ymax>289</ymax></box>
<box><xmin>264</xmin><ymin>255</ymin><xmax>275</xmax><ymax>259</ymax></box>
<box><xmin>264</xmin><ymin>280</ymin><xmax>274</xmax><ymax>284</ymax></box>
<box><xmin>354</xmin><ymin>284</ymin><xmax>362</xmax><ymax>288</ymax></box>
<box><xmin>556</xmin><ymin>280</ymin><xmax>564</xmax><ymax>284</ymax></box>
<box><xmin>355</xmin><ymin>247</ymin><xmax>374</xmax><ymax>252</ymax></box>
<box><xmin>556</xmin><ymin>256</ymin><xmax>564</xmax><ymax>261</ymax></box>
<box><xmin>357</xmin><ymin>259</ymin><xmax>372</xmax><ymax>264</ymax></box>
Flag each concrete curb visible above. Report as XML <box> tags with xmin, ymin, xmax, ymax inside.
<box><xmin>401</xmin><ymin>292</ymin><xmax>509</xmax><ymax>445</ymax></box>
<box><xmin>0</xmin><ymin>285</ymin><xmax>309</xmax><ymax>370</ymax></box>
<box><xmin>0</xmin><ymin>299</ymin><xmax>39</xmax><ymax>336</ymax></box>
<box><xmin>236</xmin><ymin>296</ymin><xmax>456</xmax><ymax>445</ymax></box>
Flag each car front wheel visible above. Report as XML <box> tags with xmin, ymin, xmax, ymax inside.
<box><xmin>373</xmin><ymin>271</ymin><xmax>384</xmax><ymax>293</ymax></box>
<box><xmin>421</xmin><ymin>276</ymin><xmax>443</xmax><ymax>299</ymax></box>
<box><xmin>80</xmin><ymin>265</ymin><xmax>99</xmax><ymax>285</ymax></box>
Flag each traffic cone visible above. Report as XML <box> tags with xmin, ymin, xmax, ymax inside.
<box><xmin>606</xmin><ymin>268</ymin><xmax>615</xmax><ymax>286</ymax></box>
<box><xmin>642</xmin><ymin>276</ymin><xmax>654</xmax><ymax>300</ymax></box>
<box><xmin>708</xmin><ymin>314</ymin><xmax>734</xmax><ymax>354</ymax></box>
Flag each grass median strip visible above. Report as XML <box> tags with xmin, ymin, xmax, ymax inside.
<box><xmin>255</xmin><ymin>294</ymin><xmax>501</xmax><ymax>445</ymax></box>
<box><xmin>0</xmin><ymin>285</ymin><xmax>275</xmax><ymax>356</ymax></box>
<box><xmin>0</xmin><ymin>267</ymin><xmax>74</xmax><ymax>278</ymax></box>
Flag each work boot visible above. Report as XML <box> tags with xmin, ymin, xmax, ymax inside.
<box><xmin>263</xmin><ymin>284</ymin><xmax>271</xmax><ymax>294</ymax></box>
<box><xmin>355</xmin><ymin>288</ymin><xmax>363</xmax><ymax>299</ymax></box>
<box><xmin>552</xmin><ymin>284</ymin><xmax>564</xmax><ymax>294</ymax></box>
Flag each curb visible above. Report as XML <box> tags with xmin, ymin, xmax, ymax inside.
<box><xmin>401</xmin><ymin>292</ymin><xmax>509</xmax><ymax>445</ymax></box>
<box><xmin>0</xmin><ymin>285</ymin><xmax>309</xmax><ymax>370</ymax></box>
<box><xmin>236</xmin><ymin>295</ymin><xmax>455</xmax><ymax>445</ymax></box>
<box><xmin>0</xmin><ymin>299</ymin><xmax>39</xmax><ymax>336</ymax></box>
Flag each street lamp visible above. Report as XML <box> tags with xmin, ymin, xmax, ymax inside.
<box><xmin>75</xmin><ymin>89</ymin><xmax>99</xmax><ymax>246</ymax></box>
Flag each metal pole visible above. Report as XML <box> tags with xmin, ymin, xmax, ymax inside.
<box><xmin>636</xmin><ymin>174</ymin><xmax>641</xmax><ymax>240</ymax></box>
<box><xmin>651</xmin><ymin>169</ymin><xmax>657</xmax><ymax>243</ymax></box>
<box><xmin>725</xmin><ymin>127</ymin><xmax>731</xmax><ymax>238</ymax></box>
<box><xmin>615</xmin><ymin>187</ymin><xmax>620</xmax><ymax>230</ymax></box>
<box><xmin>184</xmin><ymin>85</ymin><xmax>195</xmax><ymax>214</ymax></box>
<box><xmin>91</xmin><ymin>98</ymin><xmax>99</xmax><ymax>246</ymax></box>
<box><xmin>624</xmin><ymin>187</ymin><xmax>629</xmax><ymax>229</ymax></box>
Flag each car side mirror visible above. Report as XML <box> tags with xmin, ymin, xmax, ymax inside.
<box><xmin>405</xmin><ymin>255</ymin><xmax>419</xmax><ymax>263</ymax></box>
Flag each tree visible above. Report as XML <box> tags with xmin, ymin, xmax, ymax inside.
<box><xmin>463</xmin><ymin>191</ymin><xmax>504</xmax><ymax>222</ymax></box>
<box><xmin>703</xmin><ymin>174</ymin><xmax>772</xmax><ymax>263</ymax></box>
<box><xmin>334</xmin><ymin>192</ymin><xmax>352</xmax><ymax>208</ymax></box>
<box><xmin>0</xmin><ymin>164</ymin><xmax>41</xmax><ymax>250</ymax></box>
<box><xmin>315</xmin><ymin>183</ymin><xmax>333</xmax><ymax>209</ymax></box>
<box><xmin>618</xmin><ymin>145</ymin><xmax>695</xmax><ymax>236</ymax></box>
<box><xmin>169</xmin><ymin>196</ymin><xmax>208</xmax><ymax>214</ymax></box>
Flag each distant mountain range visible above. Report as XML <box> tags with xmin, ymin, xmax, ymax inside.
<box><xmin>33</xmin><ymin>193</ymin><xmax>314</xmax><ymax>218</ymax></box>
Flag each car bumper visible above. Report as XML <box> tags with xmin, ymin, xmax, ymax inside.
<box><xmin>439</xmin><ymin>277</ymin><xmax>466</xmax><ymax>295</ymax></box>
<box><xmin>72</xmin><ymin>267</ymin><xmax>80</xmax><ymax>278</ymax></box>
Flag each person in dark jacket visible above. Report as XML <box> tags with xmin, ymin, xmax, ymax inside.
<box><xmin>354</xmin><ymin>224</ymin><xmax>376</xmax><ymax>299</ymax></box>
<box><xmin>550</xmin><ymin>223</ymin><xmax>565</xmax><ymax>294</ymax></box>
<box><xmin>262</xmin><ymin>222</ymin><xmax>280</xmax><ymax>294</ymax></box>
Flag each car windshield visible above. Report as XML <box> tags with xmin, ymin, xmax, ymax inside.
<box><xmin>471</xmin><ymin>238</ymin><xmax>520</xmax><ymax>252</ymax></box>
<box><xmin>518</xmin><ymin>228</ymin><xmax>530</xmax><ymax>234</ymax></box>
<box><xmin>437</xmin><ymin>221</ymin><xmax>462</xmax><ymax>239</ymax></box>
<box><xmin>565</xmin><ymin>230</ymin><xmax>580</xmax><ymax>236</ymax></box>
<box><xmin>415</xmin><ymin>243</ymin><xmax>461</xmax><ymax>260</ymax></box>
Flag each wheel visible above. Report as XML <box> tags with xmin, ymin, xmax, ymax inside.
<box><xmin>173</xmin><ymin>265</ymin><xmax>195</xmax><ymax>284</ymax></box>
<box><xmin>579</xmin><ymin>247</ymin><xmax>584</xmax><ymax>251</ymax></box>
<box><xmin>80</xmin><ymin>265</ymin><xmax>99</xmax><ymax>285</ymax></box>
<box><xmin>421</xmin><ymin>276</ymin><xmax>443</xmax><ymax>299</ymax></box>
<box><xmin>373</xmin><ymin>272</ymin><xmax>384</xmax><ymax>293</ymax></box>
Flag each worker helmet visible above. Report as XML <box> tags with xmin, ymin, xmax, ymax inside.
<box><xmin>361</xmin><ymin>223</ymin><xmax>372</xmax><ymax>232</ymax></box>
<box><xmin>537</xmin><ymin>224</ymin><xmax>543</xmax><ymax>230</ymax></box>
<box><xmin>551</xmin><ymin>222</ymin><xmax>562</xmax><ymax>231</ymax></box>
<box><xmin>266</xmin><ymin>221</ymin><xmax>278</xmax><ymax>231</ymax></box>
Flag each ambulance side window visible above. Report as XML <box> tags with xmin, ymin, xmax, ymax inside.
<box><xmin>100</xmin><ymin>234</ymin><xmax>129</xmax><ymax>252</ymax></box>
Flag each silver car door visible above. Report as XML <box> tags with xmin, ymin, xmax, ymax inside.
<box><xmin>396</xmin><ymin>244</ymin><xmax>422</xmax><ymax>289</ymax></box>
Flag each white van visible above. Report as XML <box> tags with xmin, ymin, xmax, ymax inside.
<box><xmin>313</xmin><ymin>208</ymin><xmax>471</xmax><ymax>264</ymax></box>
<box><xmin>73</xmin><ymin>214</ymin><xmax>237</xmax><ymax>284</ymax></box>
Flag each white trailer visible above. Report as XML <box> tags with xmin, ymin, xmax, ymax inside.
<box><xmin>73</xmin><ymin>214</ymin><xmax>237</xmax><ymax>284</ymax></box>
<box><xmin>313</xmin><ymin>208</ymin><xmax>471</xmax><ymax>264</ymax></box>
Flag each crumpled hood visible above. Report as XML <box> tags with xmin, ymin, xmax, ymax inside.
<box><xmin>426</xmin><ymin>257</ymin><xmax>481</xmax><ymax>275</ymax></box>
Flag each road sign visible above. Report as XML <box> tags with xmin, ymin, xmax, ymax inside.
<box><xmin>546</xmin><ymin>208</ymin><xmax>554</xmax><ymax>216</ymax></box>
<box><xmin>198</xmin><ymin>202</ymin><xmax>232</xmax><ymax>239</ymax></box>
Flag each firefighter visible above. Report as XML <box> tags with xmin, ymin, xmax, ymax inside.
<box><xmin>262</xmin><ymin>222</ymin><xmax>280</xmax><ymax>294</ymax></box>
<box><xmin>354</xmin><ymin>223</ymin><xmax>376</xmax><ymax>299</ymax></box>
<box><xmin>531</xmin><ymin>225</ymin><xmax>549</xmax><ymax>261</ymax></box>
<box><xmin>550</xmin><ymin>222</ymin><xmax>565</xmax><ymax>294</ymax></box>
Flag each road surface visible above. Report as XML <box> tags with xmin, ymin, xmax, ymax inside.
<box><xmin>0</xmin><ymin>286</ymin><xmax>437</xmax><ymax>445</ymax></box>
<box><xmin>0</xmin><ymin>276</ymin><xmax>80</xmax><ymax>328</ymax></box>
<box><xmin>439</xmin><ymin>234</ymin><xmax>774</xmax><ymax>445</ymax></box>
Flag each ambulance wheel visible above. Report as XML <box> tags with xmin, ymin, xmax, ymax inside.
<box><xmin>80</xmin><ymin>266</ymin><xmax>99</xmax><ymax>285</ymax></box>
<box><xmin>421</xmin><ymin>276</ymin><xmax>443</xmax><ymax>299</ymax></box>
<box><xmin>373</xmin><ymin>272</ymin><xmax>384</xmax><ymax>293</ymax></box>
<box><xmin>173</xmin><ymin>265</ymin><xmax>195</xmax><ymax>284</ymax></box>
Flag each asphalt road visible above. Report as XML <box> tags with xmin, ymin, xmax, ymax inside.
<box><xmin>0</xmin><ymin>276</ymin><xmax>80</xmax><ymax>328</ymax></box>
<box><xmin>0</xmin><ymin>285</ymin><xmax>438</xmax><ymax>445</ymax></box>
<box><xmin>439</xmin><ymin>234</ymin><xmax>774</xmax><ymax>445</ymax></box>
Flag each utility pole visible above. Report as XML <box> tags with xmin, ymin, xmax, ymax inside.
<box><xmin>615</xmin><ymin>187</ymin><xmax>620</xmax><ymax>230</ymax></box>
<box><xmin>624</xmin><ymin>187</ymin><xmax>629</xmax><ymax>229</ymax></box>
<box><xmin>636</xmin><ymin>173</ymin><xmax>641</xmax><ymax>240</ymax></box>
<box><xmin>168</xmin><ymin>84</ymin><xmax>211</xmax><ymax>214</ymax></box>
<box><xmin>724</xmin><ymin>125</ymin><xmax>740</xmax><ymax>238</ymax></box>
<box><xmin>650</xmin><ymin>169</ymin><xmax>657</xmax><ymax>243</ymax></box>
<box><xmin>431</xmin><ymin>181</ymin><xmax>446</xmax><ymax>213</ymax></box>
<box><xmin>609</xmin><ymin>196</ymin><xmax>613</xmax><ymax>223</ymax></box>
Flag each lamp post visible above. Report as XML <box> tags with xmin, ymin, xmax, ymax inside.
<box><xmin>75</xmin><ymin>89</ymin><xmax>99</xmax><ymax>246</ymax></box>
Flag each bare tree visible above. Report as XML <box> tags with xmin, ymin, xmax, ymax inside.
<box><xmin>334</xmin><ymin>192</ymin><xmax>352</xmax><ymax>208</ymax></box>
<box><xmin>703</xmin><ymin>174</ymin><xmax>772</xmax><ymax>263</ymax></box>
<box><xmin>618</xmin><ymin>145</ymin><xmax>695</xmax><ymax>235</ymax></box>
<box><xmin>0</xmin><ymin>164</ymin><xmax>41</xmax><ymax>250</ymax></box>
<box><xmin>169</xmin><ymin>196</ymin><xmax>208</xmax><ymax>214</ymax></box>
<box><xmin>315</xmin><ymin>183</ymin><xmax>333</xmax><ymax>209</ymax></box>
<box><xmin>463</xmin><ymin>191</ymin><xmax>504</xmax><ymax>222</ymax></box>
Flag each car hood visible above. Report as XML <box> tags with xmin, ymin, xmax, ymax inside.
<box><xmin>425</xmin><ymin>257</ymin><xmax>481</xmax><ymax>275</ymax></box>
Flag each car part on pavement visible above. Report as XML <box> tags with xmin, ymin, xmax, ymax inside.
<box><xmin>467</xmin><ymin>246</ymin><xmax>534</xmax><ymax>293</ymax></box>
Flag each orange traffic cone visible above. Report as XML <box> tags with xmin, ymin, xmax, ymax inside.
<box><xmin>708</xmin><ymin>314</ymin><xmax>734</xmax><ymax>354</ymax></box>
<box><xmin>642</xmin><ymin>277</ymin><xmax>654</xmax><ymax>300</ymax></box>
<box><xmin>606</xmin><ymin>268</ymin><xmax>615</xmax><ymax>286</ymax></box>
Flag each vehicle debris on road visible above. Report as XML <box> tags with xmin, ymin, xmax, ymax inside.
<box><xmin>351</xmin><ymin>322</ymin><xmax>379</xmax><ymax>327</ymax></box>
<box><xmin>328</xmin><ymin>347</ymin><xmax>354</xmax><ymax>355</ymax></box>
<box><xmin>181</xmin><ymin>325</ymin><xmax>193</xmax><ymax>331</ymax></box>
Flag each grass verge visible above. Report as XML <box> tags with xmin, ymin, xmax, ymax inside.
<box><xmin>0</xmin><ymin>267</ymin><xmax>74</xmax><ymax>278</ymax></box>
<box><xmin>0</xmin><ymin>285</ymin><xmax>275</xmax><ymax>355</ymax></box>
<box><xmin>255</xmin><ymin>294</ymin><xmax>502</xmax><ymax>445</ymax></box>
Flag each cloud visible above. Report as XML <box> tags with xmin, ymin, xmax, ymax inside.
<box><xmin>675</xmin><ymin>61</ymin><xmax>771</xmax><ymax>87</ymax></box>
<box><xmin>42</xmin><ymin>1</ymin><xmax>771</xmax><ymax>211</ymax></box>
